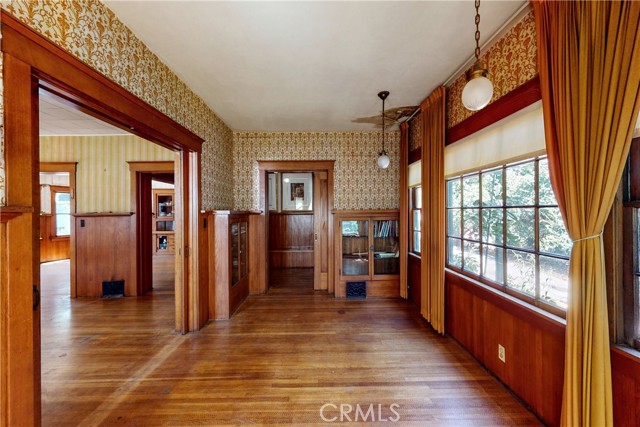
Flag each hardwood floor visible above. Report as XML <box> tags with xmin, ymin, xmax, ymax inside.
<box><xmin>40</xmin><ymin>262</ymin><xmax>542</xmax><ymax>426</ymax></box>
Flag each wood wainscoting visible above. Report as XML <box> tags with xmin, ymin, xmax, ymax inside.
<box><xmin>73</xmin><ymin>213</ymin><xmax>134</xmax><ymax>297</ymax></box>
<box><xmin>268</xmin><ymin>212</ymin><xmax>314</xmax><ymax>268</ymax></box>
<box><xmin>612</xmin><ymin>347</ymin><xmax>640</xmax><ymax>427</ymax></box>
<box><xmin>445</xmin><ymin>270</ymin><xmax>565</xmax><ymax>425</ymax></box>
<box><xmin>408</xmin><ymin>253</ymin><xmax>421</xmax><ymax>307</ymax></box>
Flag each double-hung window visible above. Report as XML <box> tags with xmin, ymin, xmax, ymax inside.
<box><xmin>410</xmin><ymin>186</ymin><xmax>422</xmax><ymax>255</ymax></box>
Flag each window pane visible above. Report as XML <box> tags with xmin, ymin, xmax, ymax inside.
<box><xmin>506</xmin><ymin>162</ymin><xmax>535</xmax><ymax>206</ymax></box>
<box><xmin>539</xmin><ymin>207</ymin><xmax>572</xmax><ymax>257</ymax></box>
<box><xmin>447</xmin><ymin>179</ymin><xmax>461</xmax><ymax>208</ymax></box>
<box><xmin>463</xmin><ymin>240</ymin><xmax>480</xmax><ymax>274</ymax></box>
<box><xmin>413</xmin><ymin>210</ymin><xmax>421</xmax><ymax>232</ymax></box>
<box><xmin>463</xmin><ymin>175</ymin><xmax>480</xmax><ymax>207</ymax></box>
<box><xmin>447</xmin><ymin>209</ymin><xmax>461</xmax><ymax>237</ymax></box>
<box><xmin>413</xmin><ymin>231</ymin><xmax>421</xmax><ymax>254</ymax></box>
<box><xmin>413</xmin><ymin>187</ymin><xmax>422</xmax><ymax>209</ymax></box>
<box><xmin>539</xmin><ymin>255</ymin><xmax>569</xmax><ymax>309</ymax></box>
<box><xmin>481</xmin><ymin>244</ymin><xmax>504</xmax><ymax>284</ymax></box>
<box><xmin>54</xmin><ymin>192</ymin><xmax>71</xmax><ymax>236</ymax></box>
<box><xmin>447</xmin><ymin>238</ymin><xmax>462</xmax><ymax>268</ymax></box>
<box><xmin>481</xmin><ymin>208</ymin><xmax>503</xmax><ymax>245</ymax></box>
<box><xmin>506</xmin><ymin>208</ymin><xmax>535</xmax><ymax>249</ymax></box>
<box><xmin>462</xmin><ymin>208</ymin><xmax>480</xmax><ymax>241</ymax></box>
<box><xmin>481</xmin><ymin>169</ymin><xmax>503</xmax><ymax>207</ymax></box>
<box><xmin>506</xmin><ymin>249</ymin><xmax>536</xmax><ymax>296</ymax></box>
<box><xmin>538</xmin><ymin>158</ymin><xmax>556</xmax><ymax>205</ymax></box>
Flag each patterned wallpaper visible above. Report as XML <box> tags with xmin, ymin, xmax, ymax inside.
<box><xmin>1</xmin><ymin>0</ymin><xmax>233</xmax><ymax>209</ymax></box>
<box><xmin>408</xmin><ymin>110</ymin><xmax>423</xmax><ymax>154</ymax></box>
<box><xmin>40</xmin><ymin>135</ymin><xmax>173</xmax><ymax>213</ymax></box>
<box><xmin>233</xmin><ymin>131</ymin><xmax>400</xmax><ymax>211</ymax></box>
<box><xmin>446</xmin><ymin>10</ymin><xmax>538</xmax><ymax>129</ymax></box>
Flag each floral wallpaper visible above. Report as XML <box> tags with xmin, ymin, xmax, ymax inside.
<box><xmin>408</xmin><ymin>110</ymin><xmax>423</xmax><ymax>153</ymax></box>
<box><xmin>446</xmin><ymin>10</ymin><xmax>538</xmax><ymax>129</ymax></box>
<box><xmin>1</xmin><ymin>0</ymin><xmax>233</xmax><ymax>209</ymax></box>
<box><xmin>233</xmin><ymin>131</ymin><xmax>400</xmax><ymax>211</ymax></box>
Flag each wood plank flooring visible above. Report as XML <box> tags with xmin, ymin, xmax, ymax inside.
<box><xmin>40</xmin><ymin>263</ymin><xmax>542</xmax><ymax>426</ymax></box>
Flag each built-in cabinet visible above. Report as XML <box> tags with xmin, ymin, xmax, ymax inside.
<box><xmin>152</xmin><ymin>189</ymin><xmax>175</xmax><ymax>254</ymax></box>
<box><xmin>201</xmin><ymin>211</ymin><xmax>258</xmax><ymax>320</ymax></box>
<box><xmin>334</xmin><ymin>210</ymin><xmax>400</xmax><ymax>298</ymax></box>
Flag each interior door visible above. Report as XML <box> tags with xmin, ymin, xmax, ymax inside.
<box><xmin>136</xmin><ymin>172</ymin><xmax>154</xmax><ymax>294</ymax></box>
<box><xmin>313</xmin><ymin>171</ymin><xmax>329</xmax><ymax>290</ymax></box>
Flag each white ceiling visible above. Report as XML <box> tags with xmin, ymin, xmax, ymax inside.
<box><xmin>39</xmin><ymin>90</ymin><xmax>131</xmax><ymax>136</ymax></box>
<box><xmin>105</xmin><ymin>1</ymin><xmax>526</xmax><ymax>132</ymax></box>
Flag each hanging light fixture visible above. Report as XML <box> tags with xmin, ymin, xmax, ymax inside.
<box><xmin>461</xmin><ymin>0</ymin><xmax>494</xmax><ymax>111</ymax></box>
<box><xmin>377</xmin><ymin>90</ymin><xmax>390</xmax><ymax>169</ymax></box>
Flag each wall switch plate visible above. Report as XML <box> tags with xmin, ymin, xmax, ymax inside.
<box><xmin>498</xmin><ymin>344</ymin><xmax>506</xmax><ymax>363</ymax></box>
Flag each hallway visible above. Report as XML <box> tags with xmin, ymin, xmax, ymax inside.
<box><xmin>40</xmin><ymin>262</ymin><xmax>542</xmax><ymax>426</ymax></box>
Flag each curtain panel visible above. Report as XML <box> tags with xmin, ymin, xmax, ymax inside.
<box><xmin>533</xmin><ymin>1</ymin><xmax>640</xmax><ymax>425</ymax></box>
<box><xmin>420</xmin><ymin>86</ymin><xmax>446</xmax><ymax>334</ymax></box>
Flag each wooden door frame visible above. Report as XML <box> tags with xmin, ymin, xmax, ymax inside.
<box><xmin>1</xmin><ymin>11</ymin><xmax>202</xmax><ymax>426</ymax></box>
<box><xmin>39</xmin><ymin>162</ymin><xmax>77</xmax><ymax>294</ymax></box>
<box><xmin>257</xmin><ymin>161</ymin><xmax>335</xmax><ymax>294</ymax></box>
<box><xmin>128</xmin><ymin>161</ymin><xmax>175</xmax><ymax>297</ymax></box>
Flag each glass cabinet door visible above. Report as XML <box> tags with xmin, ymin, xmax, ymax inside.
<box><xmin>341</xmin><ymin>220</ymin><xmax>369</xmax><ymax>276</ymax></box>
<box><xmin>239</xmin><ymin>222</ymin><xmax>248</xmax><ymax>279</ymax></box>
<box><xmin>373</xmin><ymin>219</ymin><xmax>400</xmax><ymax>275</ymax></box>
<box><xmin>231</xmin><ymin>223</ymin><xmax>240</xmax><ymax>286</ymax></box>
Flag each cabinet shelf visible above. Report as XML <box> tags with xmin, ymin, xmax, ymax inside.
<box><xmin>334</xmin><ymin>211</ymin><xmax>400</xmax><ymax>298</ymax></box>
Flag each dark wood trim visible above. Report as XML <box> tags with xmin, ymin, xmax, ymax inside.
<box><xmin>446</xmin><ymin>76</ymin><xmax>541</xmax><ymax>146</ymax></box>
<box><xmin>332</xmin><ymin>209</ymin><xmax>399</xmax><ymax>216</ymax></box>
<box><xmin>408</xmin><ymin>148</ymin><xmax>422</xmax><ymax>165</ymax></box>
<box><xmin>446</xmin><ymin>269</ymin><xmax>565</xmax><ymax>337</ymax></box>
<box><xmin>71</xmin><ymin>212</ymin><xmax>134</xmax><ymax>217</ymax></box>
<box><xmin>399</xmin><ymin>122</ymin><xmax>409</xmax><ymax>299</ymax></box>
<box><xmin>1</xmin><ymin>11</ymin><xmax>203</xmax><ymax>153</ymax></box>
<box><xmin>0</xmin><ymin>207</ymin><xmax>34</xmax><ymax>223</ymax></box>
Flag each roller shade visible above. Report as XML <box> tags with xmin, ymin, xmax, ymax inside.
<box><xmin>445</xmin><ymin>100</ymin><xmax>546</xmax><ymax>177</ymax></box>
<box><xmin>408</xmin><ymin>161</ymin><xmax>421</xmax><ymax>187</ymax></box>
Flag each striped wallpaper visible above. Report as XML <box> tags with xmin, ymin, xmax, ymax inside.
<box><xmin>39</xmin><ymin>135</ymin><xmax>173</xmax><ymax>213</ymax></box>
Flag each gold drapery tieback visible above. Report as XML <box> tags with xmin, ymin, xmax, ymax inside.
<box><xmin>572</xmin><ymin>231</ymin><xmax>603</xmax><ymax>243</ymax></box>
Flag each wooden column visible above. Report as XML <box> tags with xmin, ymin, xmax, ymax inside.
<box><xmin>399</xmin><ymin>122</ymin><xmax>409</xmax><ymax>299</ymax></box>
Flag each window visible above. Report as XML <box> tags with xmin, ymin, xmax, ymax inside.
<box><xmin>410</xmin><ymin>186</ymin><xmax>422</xmax><ymax>254</ymax></box>
<box><xmin>446</xmin><ymin>156</ymin><xmax>571</xmax><ymax>314</ymax></box>
<box><xmin>53</xmin><ymin>189</ymin><xmax>71</xmax><ymax>237</ymax></box>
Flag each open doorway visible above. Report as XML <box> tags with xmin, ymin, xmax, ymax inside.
<box><xmin>258</xmin><ymin>161</ymin><xmax>334</xmax><ymax>295</ymax></box>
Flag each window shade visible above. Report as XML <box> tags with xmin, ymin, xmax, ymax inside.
<box><xmin>444</xmin><ymin>100</ymin><xmax>546</xmax><ymax>177</ymax></box>
<box><xmin>408</xmin><ymin>161</ymin><xmax>421</xmax><ymax>187</ymax></box>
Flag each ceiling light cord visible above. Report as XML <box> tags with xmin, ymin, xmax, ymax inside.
<box><xmin>474</xmin><ymin>0</ymin><xmax>481</xmax><ymax>61</ymax></box>
<box><xmin>377</xmin><ymin>91</ymin><xmax>391</xmax><ymax>169</ymax></box>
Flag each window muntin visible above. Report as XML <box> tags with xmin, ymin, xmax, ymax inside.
<box><xmin>53</xmin><ymin>190</ymin><xmax>71</xmax><ymax>237</ymax></box>
<box><xmin>410</xmin><ymin>186</ymin><xmax>422</xmax><ymax>255</ymax></box>
<box><xmin>446</xmin><ymin>157</ymin><xmax>571</xmax><ymax>313</ymax></box>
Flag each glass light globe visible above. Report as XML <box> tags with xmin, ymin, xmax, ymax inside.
<box><xmin>377</xmin><ymin>153</ymin><xmax>390</xmax><ymax>169</ymax></box>
<box><xmin>462</xmin><ymin>75</ymin><xmax>494</xmax><ymax>111</ymax></box>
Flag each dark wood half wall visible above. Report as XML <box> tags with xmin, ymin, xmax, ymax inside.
<box><xmin>445</xmin><ymin>270</ymin><xmax>565</xmax><ymax>425</ymax></box>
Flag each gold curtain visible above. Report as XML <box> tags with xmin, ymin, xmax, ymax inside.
<box><xmin>533</xmin><ymin>1</ymin><xmax>640</xmax><ymax>425</ymax></box>
<box><xmin>420</xmin><ymin>86</ymin><xmax>446</xmax><ymax>334</ymax></box>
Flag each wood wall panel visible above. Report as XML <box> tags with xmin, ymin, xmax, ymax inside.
<box><xmin>39</xmin><ymin>215</ymin><xmax>70</xmax><ymax>263</ymax></box>
<box><xmin>268</xmin><ymin>212</ymin><xmax>314</xmax><ymax>268</ymax></box>
<box><xmin>74</xmin><ymin>214</ymin><xmax>134</xmax><ymax>297</ymax></box>
<box><xmin>612</xmin><ymin>347</ymin><xmax>640</xmax><ymax>427</ymax></box>
<box><xmin>408</xmin><ymin>254</ymin><xmax>421</xmax><ymax>307</ymax></box>
<box><xmin>445</xmin><ymin>270</ymin><xmax>565</xmax><ymax>425</ymax></box>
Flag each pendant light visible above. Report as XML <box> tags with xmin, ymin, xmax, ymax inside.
<box><xmin>377</xmin><ymin>90</ymin><xmax>390</xmax><ymax>169</ymax></box>
<box><xmin>461</xmin><ymin>0</ymin><xmax>494</xmax><ymax>111</ymax></box>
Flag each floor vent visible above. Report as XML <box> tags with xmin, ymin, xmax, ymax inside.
<box><xmin>346</xmin><ymin>281</ymin><xmax>366</xmax><ymax>299</ymax></box>
<box><xmin>102</xmin><ymin>280</ymin><xmax>125</xmax><ymax>298</ymax></box>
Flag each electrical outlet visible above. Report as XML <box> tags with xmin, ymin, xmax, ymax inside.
<box><xmin>498</xmin><ymin>344</ymin><xmax>506</xmax><ymax>363</ymax></box>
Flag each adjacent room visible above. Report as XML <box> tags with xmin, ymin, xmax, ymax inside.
<box><xmin>1</xmin><ymin>1</ymin><xmax>640</xmax><ymax>426</ymax></box>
